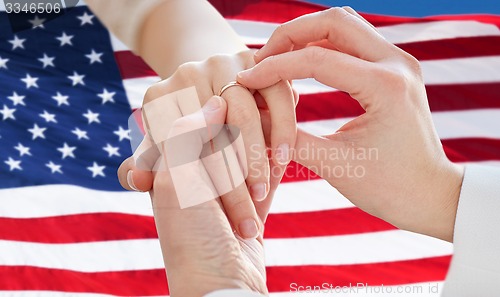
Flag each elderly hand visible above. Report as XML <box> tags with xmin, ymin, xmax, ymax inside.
<box><xmin>237</xmin><ymin>7</ymin><xmax>464</xmax><ymax>242</ymax></box>
<box><xmin>149</xmin><ymin>96</ymin><xmax>267</xmax><ymax>297</ymax></box>
<box><xmin>118</xmin><ymin>50</ymin><xmax>298</xmax><ymax>238</ymax></box>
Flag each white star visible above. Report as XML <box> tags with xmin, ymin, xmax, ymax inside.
<box><xmin>85</xmin><ymin>49</ymin><xmax>103</xmax><ymax>64</ymax></box>
<box><xmin>28</xmin><ymin>123</ymin><xmax>47</xmax><ymax>140</ymax></box>
<box><xmin>57</xmin><ymin>142</ymin><xmax>76</xmax><ymax>159</ymax></box>
<box><xmin>0</xmin><ymin>56</ymin><xmax>8</xmax><ymax>69</ymax></box>
<box><xmin>52</xmin><ymin>92</ymin><xmax>69</xmax><ymax>106</ymax></box>
<box><xmin>113</xmin><ymin>126</ymin><xmax>131</xmax><ymax>141</ymax></box>
<box><xmin>98</xmin><ymin>88</ymin><xmax>115</xmax><ymax>104</ymax></box>
<box><xmin>56</xmin><ymin>32</ymin><xmax>73</xmax><ymax>46</ymax></box>
<box><xmin>83</xmin><ymin>109</ymin><xmax>100</xmax><ymax>124</ymax></box>
<box><xmin>28</xmin><ymin>15</ymin><xmax>46</xmax><ymax>29</ymax></box>
<box><xmin>68</xmin><ymin>71</ymin><xmax>85</xmax><ymax>86</ymax></box>
<box><xmin>7</xmin><ymin>92</ymin><xmax>26</xmax><ymax>106</ymax></box>
<box><xmin>103</xmin><ymin>143</ymin><xmax>120</xmax><ymax>157</ymax></box>
<box><xmin>14</xmin><ymin>143</ymin><xmax>31</xmax><ymax>156</ymax></box>
<box><xmin>21</xmin><ymin>73</ymin><xmax>39</xmax><ymax>89</ymax></box>
<box><xmin>38</xmin><ymin>53</ymin><xmax>55</xmax><ymax>68</ymax></box>
<box><xmin>46</xmin><ymin>161</ymin><xmax>63</xmax><ymax>174</ymax></box>
<box><xmin>0</xmin><ymin>105</ymin><xmax>16</xmax><ymax>120</ymax></box>
<box><xmin>87</xmin><ymin>162</ymin><xmax>106</xmax><ymax>178</ymax></box>
<box><xmin>5</xmin><ymin>157</ymin><xmax>22</xmax><ymax>171</ymax></box>
<box><xmin>77</xmin><ymin>11</ymin><xmax>95</xmax><ymax>26</ymax></box>
<box><xmin>39</xmin><ymin>110</ymin><xmax>57</xmax><ymax>123</ymax></box>
<box><xmin>9</xmin><ymin>35</ymin><xmax>26</xmax><ymax>50</ymax></box>
<box><xmin>71</xmin><ymin>127</ymin><xmax>89</xmax><ymax>140</ymax></box>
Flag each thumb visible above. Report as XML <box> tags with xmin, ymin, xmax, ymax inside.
<box><xmin>293</xmin><ymin>128</ymin><xmax>343</xmax><ymax>179</ymax></box>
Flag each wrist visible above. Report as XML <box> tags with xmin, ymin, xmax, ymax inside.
<box><xmin>407</xmin><ymin>160</ymin><xmax>464</xmax><ymax>242</ymax></box>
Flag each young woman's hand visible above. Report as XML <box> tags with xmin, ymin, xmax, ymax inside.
<box><xmin>149</xmin><ymin>96</ymin><xmax>267</xmax><ymax>297</ymax></box>
<box><xmin>238</xmin><ymin>7</ymin><xmax>464</xmax><ymax>242</ymax></box>
<box><xmin>117</xmin><ymin>50</ymin><xmax>298</xmax><ymax>238</ymax></box>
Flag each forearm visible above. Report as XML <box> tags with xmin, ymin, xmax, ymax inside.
<box><xmin>138</xmin><ymin>0</ymin><xmax>248</xmax><ymax>78</ymax></box>
<box><xmin>87</xmin><ymin>0</ymin><xmax>247</xmax><ymax>79</ymax></box>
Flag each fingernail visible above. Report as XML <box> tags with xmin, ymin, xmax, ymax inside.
<box><xmin>127</xmin><ymin>170</ymin><xmax>139</xmax><ymax>191</ymax></box>
<box><xmin>237</xmin><ymin>69</ymin><xmax>250</xmax><ymax>79</ymax></box>
<box><xmin>239</xmin><ymin>219</ymin><xmax>259</xmax><ymax>239</ymax></box>
<box><xmin>275</xmin><ymin>143</ymin><xmax>290</xmax><ymax>165</ymax></box>
<box><xmin>204</xmin><ymin>96</ymin><xmax>222</xmax><ymax>111</ymax></box>
<box><xmin>250</xmin><ymin>183</ymin><xmax>267</xmax><ymax>201</ymax></box>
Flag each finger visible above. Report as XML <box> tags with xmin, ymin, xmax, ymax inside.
<box><xmin>342</xmin><ymin>6</ymin><xmax>382</xmax><ymax>36</ymax></box>
<box><xmin>254</xmin><ymin>7</ymin><xmax>393</xmax><ymax>63</ymax></box>
<box><xmin>292</xmin><ymin>128</ymin><xmax>345</xmax><ymax>177</ymax></box>
<box><xmin>255</xmin><ymin>109</ymin><xmax>286</xmax><ymax>223</ymax></box>
<box><xmin>117</xmin><ymin>156</ymin><xmax>154</xmax><ymax>192</ymax></box>
<box><xmin>258</xmin><ymin>80</ymin><xmax>296</xmax><ymax>166</ymax></box>
<box><xmin>239</xmin><ymin>47</ymin><xmax>377</xmax><ymax>109</ymax></box>
<box><xmin>222</xmin><ymin>86</ymin><xmax>270</xmax><ymax>202</ymax></box>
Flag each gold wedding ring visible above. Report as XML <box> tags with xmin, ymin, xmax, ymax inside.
<box><xmin>218</xmin><ymin>81</ymin><xmax>248</xmax><ymax>96</ymax></box>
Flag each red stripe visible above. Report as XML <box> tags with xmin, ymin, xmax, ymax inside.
<box><xmin>114</xmin><ymin>51</ymin><xmax>156</xmax><ymax>79</ymax></box>
<box><xmin>443</xmin><ymin>138</ymin><xmax>500</xmax><ymax>163</ymax></box>
<box><xmin>0</xmin><ymin>207</ymin><xmax>397</xmax><ymax>243</ymax></box>
<box><xmin>0</xmin><ymin>256</ymin><xmax>450</xmax><ymax>294</ymax></box>
<box><xmin>0</xmin><ymin>266</ymin><xmax>168</xmax><ymax>296</ymax></box>
<box><xmin>266</xmin><ymin>256</ymin><xmax>451</xmax><ymax>292</ymax></box>
<box><xmin>398</xmin><ymin>36</ymin><xmax>500</xmax><ymax>61</ymax></box>
<box><xmin>294</xmin><ymin>83</ymin><xmax>500</xmax><ymax>123</ymax></box>
<box><xmin>0</xmin><ymin>213</ymin><xmax>157</xmax><ymax>243</ymax></box>
<box><xmin>265</xmin><ymin>208</ymin><xmax>396</xmax><ymax>238</ymax></box>
<box><xmin>209</xmin><ymin>0</ymin><xmax>500</xmax><ymax>28</ymax></box>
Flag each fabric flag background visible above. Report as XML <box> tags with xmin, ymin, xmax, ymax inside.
<box><xmin>0</xmin><ymin>0</ymin><xmax>499</xmax><ymax>296</ymax></box>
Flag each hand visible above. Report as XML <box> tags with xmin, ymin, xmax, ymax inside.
<box><xmin>237</xmin><ymin>7</ymin><xmax>464</xmax><ymax>242</ymax></box>
<box><xmin>118</xmin><ymin>50</ymin><xmax>298</xmax><ymax>238</ymax></box>
<box><xmin>150</xmin><ymin>96</ymin><xmax>267</xmax><ymax>297</ymax></box>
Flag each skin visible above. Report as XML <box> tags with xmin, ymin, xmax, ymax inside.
<box><xmin>111</xmin><ymin>0</ymin><xmax>298</xmax><ymax>238</ymax></box>
<box><xmin>118</xmin><ymin>5</ymin><xmax>465</xmax><ymax>296</ymax></box>
<box><xmin>147</xmin><ymin>8</ymin><xmax>463</xmax><ymax>296</ymax></box>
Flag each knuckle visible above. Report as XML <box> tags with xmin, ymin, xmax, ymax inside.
<box><xmin>305</xmin><ymin>46</ymin><xmax>328</xmax><ymax>67</ymax></box>
<box><xmin>143</xmin><ymin>82</ymin><xmax>164</xmax><ymax>104</ymax></box>
<box><xmin>228</xmin><ymin>102</ymin><xmax>260</xmax><ymax>128</ymax></box>
<box><xmin>324</xmin><ymin>6</ymin><xmax>349</xmax><ymax>19</ymax></box>
<box><xmin>174</xmin><ymin>61</ymin><xmax>200</xmax><ymax>82</ymax></box>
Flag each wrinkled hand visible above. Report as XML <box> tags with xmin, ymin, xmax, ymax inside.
<box><xmin>150</xmin><ymin>97</ymin><xmax>267</xmax><ymax>297</ymax></box>
<box><xmin>237</xmin><ymin>7</ymin><xmax>464</xmax><ymax>242</ymax></box>
<box><xmin>118</xmin><ymin>50</ymin><xmax>298</xmax><ymax>238</ymax></box>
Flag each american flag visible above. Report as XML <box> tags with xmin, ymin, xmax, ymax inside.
<box><xmin>1</xmin><ymin>0</ymin><xmax>499</xmax><ymax>296</ymax></box>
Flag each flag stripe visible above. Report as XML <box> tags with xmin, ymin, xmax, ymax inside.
<box><xmin>298</xmin><ymin>109</ymin><xmax>500</xmax><ymax>140</ymax></box>
<box><xmin>0</xmin><ymin>207</ymin><xmax>398</xmax><ymax>243</ymax></box>
<box><xmin>0</xmin><ymin>230</ymin><xmax>451</xmax><ymax>272</ymax></box>
<box><xmin>294</xmin><ymin>83</ymin><xmax>500</xmax><ymax>122</ymax></box>
<box><xmin>0</xmin><ymin>258</ymin><xmax>449</xmax><ymax>296</ymax></box>
<box><xmin>226</xmin><ymin>19</ymin><xmax>500</xmax><ymax>48</ymax></box>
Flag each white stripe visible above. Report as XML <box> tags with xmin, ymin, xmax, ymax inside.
<box><xmin>298</xmin><ymin>109</ymin><xmax>500</xmax><ymax>140</ymax></box>
<box><xmin>228</xmin><ymin>19</ymin><xmax>500</xmax><ymax>46</ymax></box>
<box><xmin>0</xmin><ymin>230</ymin><xmax>451</xmax><ymax>271</ymax></box>
<box><xmin>421</xmin><ymin>56</ymin><xmax>500</xmax><ymax>84</ymax></box>
<box><xmin>122</xmin><ymin>56</ymin><xmax>500</xmax><ymax>106</ymax></box>
<box><xmin>271</xmin><ymin>179</ymin><xmax>354</xmax><ymax>214</ymax></box>
<box><xmin>110</xmin><ymin>33</ymin><xmax>130</xmax><ymax>52</ymax></box>
<box><xmin>1</xmin><ymin>162</ymin><xmax>499</xmax><ymax>219</ymax></box>
<box><xmin>0</xmin><ymin>282</ymin><xmax>443</xmax><ymax>297</ymax></box>
<box><xmin>123</xmin><ymin>76</ymin><xmax>161</xmax><ymax>109</ymax></box>
<box><xmin>0</xmin><ymin>180</ymin><xmax>350</xmax><ymax>218</ymax></box>
<box><xmin>265</xmin><ymin>230</ymin><xmax>452</xmax><ymax>266</ymax></box>
<box><xmin>0</xmin><ymin>185</ymin><xmax>153</xmax><ymax>218</ymax></box>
